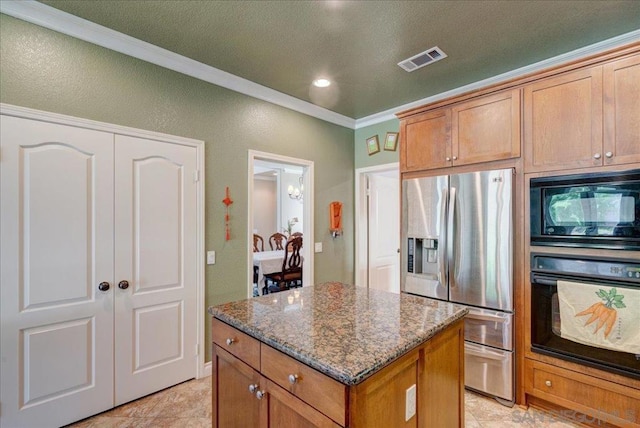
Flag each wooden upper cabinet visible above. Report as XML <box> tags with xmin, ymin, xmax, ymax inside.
<box><xmin>603</xmin><ymin>53</ymin><xmax>640</xmax><ymax>166</ymax></box>
<box><xmin>524</xmin><ymin>66</ymin><xmax>604</xmax><ymax>172</ymax></box>
<box><xmin>401</xmin><ymin>108</ymin><xmax>451</xmax><ymax>172</ymax></box>
<box><xmin>524</xmin><ymin>52</ymin><xmax>640</xmax><ymax>173</ymax></box>
<box><xmin>400</xmin><ymin>88</ymin><xmax>521</xmax><ymax>173</ymax></box>
<box><xmin>452</xmin><ymin>88</ymin><xmax>521</xmax><ymax>166</ymax></box>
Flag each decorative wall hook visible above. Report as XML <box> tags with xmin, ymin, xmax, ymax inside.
<box><xmin>222</xmin><ymin>186</ymin><xmax>233</xmax><ymax>241</ymax></box>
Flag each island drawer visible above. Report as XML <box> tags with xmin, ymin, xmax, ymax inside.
<box><xmin>261</xmin><ymin>344</ymin><xmax>347</xmax><ymax>426</ymax></box>
<box><xmin>212</xmin><ymin>318</ymin><xmax>260</xmax><ymax>369</ymax></box>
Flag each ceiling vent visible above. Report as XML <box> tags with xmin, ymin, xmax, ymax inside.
<box><xmin>398</xmin><ymin>46</ymin><xmax>447</xmax><ymax>72</ymax></box>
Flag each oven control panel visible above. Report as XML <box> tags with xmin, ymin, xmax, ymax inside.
<box><xmin>531</xmin><ymin>253</ymin><xmax>640</xmax><ymax>283</ymax></box>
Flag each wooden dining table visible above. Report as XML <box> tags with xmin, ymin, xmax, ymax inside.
<box><xmin>253</xmin><ymin>250</ymin><xmax>303</xmax><ymax>295</ymax></box>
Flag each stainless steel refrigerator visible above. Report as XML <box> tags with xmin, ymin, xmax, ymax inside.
<box><xmin>401</xmin><ymin>168</ymin><xmax>514</xmax><ymax>405</ymax></box>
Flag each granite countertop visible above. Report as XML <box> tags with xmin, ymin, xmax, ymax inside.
<box><xmin>209</xmin><ymin>282</ymin><xmax>468</xmax><ymax>385</ymax></box>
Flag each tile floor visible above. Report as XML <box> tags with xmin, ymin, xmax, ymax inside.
<box><xmin>67</xmin><ymin>376</ymin><xmax>581</xmax><ymax>427</ymax></box>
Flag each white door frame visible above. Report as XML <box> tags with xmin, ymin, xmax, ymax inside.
<box><xmin>0</xmin><ymin>103</ymin><xmax>207</xmax><ymax>379</ymax></box>
<box><xmin>248</xmin><ymin>150</ymin><xmax>314</xmax><ymax>297</ymax></box>
<box><xmin>355</xmin><ymin>162</ymin><xmax>399</xmax><ymax>288</ymax></box>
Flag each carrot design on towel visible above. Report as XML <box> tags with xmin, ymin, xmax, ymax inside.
<box><xmin>574</xmin><ymin>288</ymin><xmax>626</xmax><ymax>338</ymax></box>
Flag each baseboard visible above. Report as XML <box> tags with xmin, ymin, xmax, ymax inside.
<box><xmin>203</xmin><ymin>361</ymin><xmax>212</xmax><ymax>377</ymax></box>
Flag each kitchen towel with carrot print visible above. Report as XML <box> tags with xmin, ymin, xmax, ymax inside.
<box><xmin>557</xmin><ymin>280</ymin><xmax>640</xmax><ymax>355</ymax></box>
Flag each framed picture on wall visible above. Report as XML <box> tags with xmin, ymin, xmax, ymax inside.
<box><xmin>384</xmin><ymin>132</ymin><xmax>399</xmax><ymax>151</ymax></box>
<box><xmin>366</xmin><ymin>135</ymin><xmax>380</xmax><ymax>155</ymax></box>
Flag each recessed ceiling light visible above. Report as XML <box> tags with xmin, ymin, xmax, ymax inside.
<box><xmin>312</xmin><ymin>78</ymin><xmax>331</xmax><ymax>88</ymax></box>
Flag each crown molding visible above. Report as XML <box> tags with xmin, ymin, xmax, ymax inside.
<box><xmin>354</xmin><ymin>29</ymin><xmax>640</xmax><ymax>129</ymax></box>
<box><xmin>2</xmin><ymin>1</ymin><xmax>639</xmax><ymax>131</ymax></box>
<box><xmin>0</xmin><ymin>0</ymin><xmax>356</xmax><ymax>129</ymax></box>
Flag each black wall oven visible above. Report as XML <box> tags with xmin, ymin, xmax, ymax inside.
<box><xmin>530</xmin><ymin>169</ymin><xmax>640</xmax><ymax>250</ymax></box>
<box><xmin>530</xmin><ymin>253</ymin><xmax>640</xmax><ymax>380</ymax></box>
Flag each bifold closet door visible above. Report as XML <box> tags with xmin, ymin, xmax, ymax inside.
<box><xmin>113</xmin><ymin>135</ymin><xmax>197</xmax><ymax>405</ymax></box>
<box><xmin>0</xmin><ymin>115</ymin><xmax>115</xmax><ymax>428</ymax></box>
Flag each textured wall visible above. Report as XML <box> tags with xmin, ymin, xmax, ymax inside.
<box><xmin>0</xmin><ymin>15</ymin><xmax>355</xmax><ymax>362</ymax></box>
<box><xmin>354</xmin><ymin>118</ymin><xmax>400</xmax><ymax>169</ymax></box>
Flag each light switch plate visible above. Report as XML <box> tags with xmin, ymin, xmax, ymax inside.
<box><xmin>207</xmin><ymin>251</ymin><xmax>216</xmax><ymax>265</ymax></box>
<box><xmin>314</xmin><ymin>242</ymin><xmax>323</xmax><ymax>253</ymax></box>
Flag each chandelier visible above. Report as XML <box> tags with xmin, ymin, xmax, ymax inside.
<box><xmin>288</xmin><ymin>176</ymin><xmax>303</xmax><ymax>201</ymax></box>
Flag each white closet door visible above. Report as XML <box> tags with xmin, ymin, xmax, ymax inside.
<box><xmin>368</xmin><ymin>172</ymin><xmax>400</xmax><ymax>293</ymax></box>
<box><xmin>113</xmin><ymin>135</ymin><xmax>198</xmax><ymax>405</ymax></box>
<box><xmin>0</xmin><ymin>116</ymin><xmax>115</xmax><ymax>427</ymax></box>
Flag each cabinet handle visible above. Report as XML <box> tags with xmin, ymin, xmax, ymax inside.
<box><xmin>256</xmin><ymin>390</ymin><xmax>266</xmax><ymax>400</ymax></box>
<box><xmin>249</xmin><ymin>384</ymin><xmax>258</xmax><ymax>394</ymax></box>
<box><xmin>98</xmin><ymin>282</ymin><xmax>110</xmax><ymax>291</ymax></box>
<box><xmin>593</xmin><ymin>153</ymin><xmax>602</xmax><ymax>159</ymax></box>
<box><xmin>452</xmin><ymin>156</ymin><xmax>458</xmax><ymax>161</ymax></box>
<box><xmin>545</xmin><ymin>380</ymin><xmax>552</xmax><ymax>387</ymax></box>
<box><xmin>226</xmin><ymin>338</ymin><xmax>235</xmax><ymax>346</ymax></box>
<box><xmin>605</xmin><ymin>151</ymin><xmax>613</xmax><ymax>158</ymax></box>
<box><xmin>446</xmin><ymin>157</ymin><xmax>451</xmax><ymax>161</ymax></box>
<box><xmin>118</xmin><ymin>280</ymin><xmax>129</xmax><ymax>290</ymax></box>
<box><xmin>288</xmin><ymin>374</ymin><xmax>299</xmax><ymax>384</ymax></box>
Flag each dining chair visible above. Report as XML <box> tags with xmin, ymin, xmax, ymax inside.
<box><xmin>287</xmin><ymin>232</ymin><xmax>303</xmax><ymax>251</ymax></box>
<box><xmin>268</xmin><ymin>232</ymin><xmax>287</xmax><ymax>251</ymax></box>
<box><xmin>263</xmin><ymin>236</ymin><xmax>303</xmax><ymax>294</ymax></box>
<box><xmin>253</xmin><ymin>234</ymin><xmax>264</xmax><ymax>252</ymax></box>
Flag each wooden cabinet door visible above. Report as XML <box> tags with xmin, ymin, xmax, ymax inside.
<box><xmin>419</xmin><ymin>319</ymin><xmax>465</xmax><ymax>428</ymax></box>
<box><xmin>213</xmin><ymin>346</ymin><xmax>262</xmax><ymax>428</ymax></box>
<box><xmin>452</xmin><ymin>89</ymin><xmax>521</xmax><ymax>166</ymax></box>
<box><xmin>401</xmin><ymin>108</ymin><xmax>451</xmax><ymax>172</ymax></box>
<box><xmin>264</xmin><ymin>378</ymin><xmax>341</xmax><ymax>428</ymax></box>
<box><xmin>524</xmin><ymin>66</ymin><xmax>603</xmax><ymax>172</ymax></box>
<box><xmin>603</xmin><ymin>53</ymin><xmax>640</xmax><ymax>167</ymax></box>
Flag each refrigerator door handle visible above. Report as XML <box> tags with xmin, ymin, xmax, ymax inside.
<box><xmin>438</xmin><ymin>186</ymin><xmax>448</xmax><ymax>285</ymax></box>
<box><xmin>447</xmin><ymin>186</ymin><xmax>456</xmax><ymax>289</ymax></box>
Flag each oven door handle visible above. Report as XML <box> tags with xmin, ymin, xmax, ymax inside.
<box><xmin>531</xmin><ymin>274</ymin><xmax>557</xmax><ymax>286</ymax></box>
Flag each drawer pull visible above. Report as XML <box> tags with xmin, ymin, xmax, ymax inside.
<box><xmin>605</xmin><ymin>151</ymin><xmax>613</xmax><ymax>158</ymax></box>
<box><xmin>226</xmin><ymin>338</ymin><xmax>235</xmax><ymax>346</ymax></box>
<box><xmin>545</xmin><ymin>380</ymin><xmax>552</xmax><ymax>387</ymax></box>
<box><xmin>593</xmin><ymin>153</ymin><xmax>602</xmax><ymax>160</ymax></box>
<box><xmin>249</xmin><ymin>384</ymin><xmax>258</xmax><ymax>394</ymax></box>
<box><xmin>288</xmin><ymin>374</ymin><xmax>299</xmax><ymax>384</ymax></box>
<box><xmin>256</xmin><ymin>390</ymin><xmax>266</xmax><ymax>400</ymax></box>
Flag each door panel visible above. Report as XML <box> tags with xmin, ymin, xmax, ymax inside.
<box><xmin>401</xmin><ymin>176</ymin><xmax>449</xmax><ymax>299</ymax></box>
<box><xmin>135</xmin><ymin>157</ymin><xmax>182</xmax><ymax>290</ymax></box>
<box><xmin>1</xmin><ymin>115</ymin><xmax>114</xmax><ymax>427</ymax></box>
<box><xmin>114</xmin><ymin>135</ymin><xmax>197</xmax><ymax>405</ymax></box>
<box><xmin>449</xmin><ymin>169</ymin><xmax>513</xmax><ymax>311</ymax></box>
<box><xmin>368</xmin><ymin>172</ymin><xmax>400</xmax><ymax>293</ymax></box>
<box><xmin>464</xmin><ymin>307</ymin><xmax>514</xmax><ymax>350</ymax></box>
<box><xmin>23</xmin><ymin>318</ymin><xmax>94</xmax><ymax>404</ymax></box>
<box><xmin>135</xmin><ymin>301</ymin><xmax>183</xmax><ymax>370</ymax></box>
<box><xmin>464</xmin><ymin>342</ymin><xmax>514</xmax><ymax>401</ymax></box>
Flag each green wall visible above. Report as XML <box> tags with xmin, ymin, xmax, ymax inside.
<box><xmin>0</xmin><ymin>15</ymin><xmax>355</xmax><ymax>362</ymax></box>
<box><xmin>354</xmin><ymin>118</ymin><xmax>400</xmax><ymax>169</ymax></box>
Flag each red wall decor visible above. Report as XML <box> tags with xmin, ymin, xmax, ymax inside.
<box><xmin>222</xmin><ymin>186</ymin><xmax>233</xmax><ymax>241</ymax></box>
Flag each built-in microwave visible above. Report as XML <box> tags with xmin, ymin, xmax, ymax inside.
<box><xmin>530</xmin><ymin>169</ymin><xmax>640</xmax><ymax>250</ymax></box>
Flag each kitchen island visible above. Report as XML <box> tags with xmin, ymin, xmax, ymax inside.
<box><xmin>209</xmin><ymin>282</ymin><xmax>468</xmax><ymax>427</ymax></box>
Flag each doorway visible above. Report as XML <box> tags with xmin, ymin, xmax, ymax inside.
<box><xmin>355</xmin><ymin>163</ymin><xmax>400</xmax><ymax>293</ymax></box>
<box><xmin>247</xmin><ymin>150</ymin><xmax>314</xmax><ymax>298</ymax></box>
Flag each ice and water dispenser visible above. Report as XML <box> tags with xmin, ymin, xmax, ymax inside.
<box><xmin>406</xmin><ymin>237</ymin><xmax>439</xmax><ymax>278</ymax></box>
